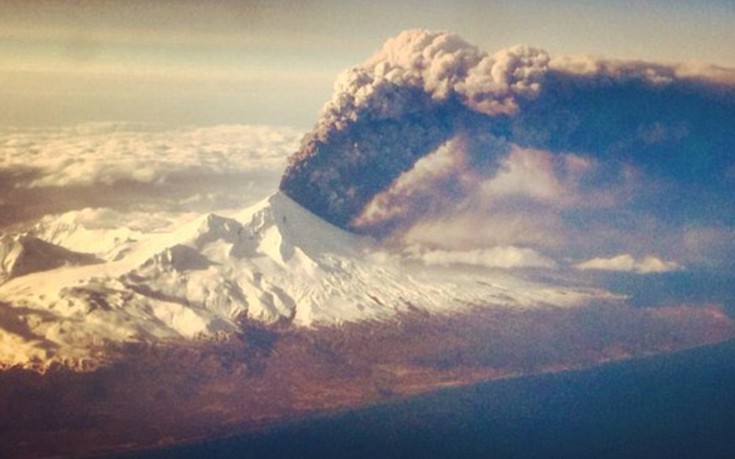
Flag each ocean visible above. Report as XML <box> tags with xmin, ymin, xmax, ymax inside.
<box><xmin>121</xmin><ymin>339</ymin><xmax>735</xmax><ymax>459</ymax></box>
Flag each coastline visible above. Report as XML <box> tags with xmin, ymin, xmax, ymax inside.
<box><xmin>2</xmin><ymin>304</ymin><xmax>732</xmax><ymax>459</ymax></box>
<box><xmin>116</xmin><ymin>337</ymin><xmax>735</xmax><ymax>459</ymax></box>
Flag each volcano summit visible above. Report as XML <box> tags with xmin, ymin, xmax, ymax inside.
<box><xmin>0</xmin><ymin>191</ymin><xmax>606</xmax><ymax>370</ymax></box>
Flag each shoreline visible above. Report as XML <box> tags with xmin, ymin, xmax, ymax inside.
<box><xmin>112</xmin><ymin>337</ymin><xmax>735</xmax><ymax>459</ymax></box>
<box><xmin>2</xmin><ymin>304</ymin><xmax>732</xmax><ymax>459</ymax></box>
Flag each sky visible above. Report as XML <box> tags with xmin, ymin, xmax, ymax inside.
<box><xmin>1</xmin><ymin>0</ymin><xmax>735</xmax><ymax>127</ymax></box>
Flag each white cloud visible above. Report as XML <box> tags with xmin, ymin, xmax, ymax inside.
<box><xmin>482</xmin><ymin>147</ymin><xmax>563</xmax><ymax>202</ymax></box>
<box><xmin>0</xmin><ymin>123</ymin><xmax>301</xmax><ymax>226</ymax></box>
<box><xmin>477</xmin><ymin>145</ymin><xmax>638</xmax><ymax>210</ymax></box>
<box><xmin>0</xmin><ymin>123</ymin><xmax>300</xmax><ymax>189</ymax></box>
<box><xmin>402</xmin><ymin>210</ymin><xmax>566</xmax><ymax>251</ymax></box>
<box><xmin>414</xmin><ymin>246</ymin><xmax>557</xmax><ymax>269</ymax></box>
<box><xmin>575</xmin><ymin>254</ymin><xmax>681</xmax><ymax>274</ymax></box>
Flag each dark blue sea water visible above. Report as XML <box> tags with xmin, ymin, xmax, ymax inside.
<box><xmin>591</xmin><ymin>269</ymin><xmax>735</xmax><ymax>312</ymax></box>
<box><xmin>121</xmin><ymin>339</ymin><xmax>735</xmax><ymax>459</ymax></box>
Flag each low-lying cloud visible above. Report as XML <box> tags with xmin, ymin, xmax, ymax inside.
<box><xmin>415</xmin><ymin>246</ymin><xmax>556</xmax><ymax>269</ymax></box>
<box><xmin>2</xmin><ymin>123</ymin><xmax>297</xmax><ymax>189</ymax></box>
<box><xmin>0</xmin><ymin>123</ymin><xmax>300</xmax><ymax>227</ymax></box>
<box><xmin>575</xmin><ymin>254</ymin><xmax>681</xmax><ymax>274</ymax></box>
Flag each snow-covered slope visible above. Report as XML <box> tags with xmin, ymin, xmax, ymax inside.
<box><xmin>0</xmin><ymin>234</ymin><xmax>101</xmax><ymax>284</ymax></box>
<box><xmin>0</xmin><ymin>192</ymin><xmax>613</xmax><ymax>370</ymax></box>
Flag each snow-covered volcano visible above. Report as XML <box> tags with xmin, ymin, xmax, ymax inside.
<box><xmin>0</xmin><ymin>193</ymin><xmax>609</xmax><ymax>370</ymax></box>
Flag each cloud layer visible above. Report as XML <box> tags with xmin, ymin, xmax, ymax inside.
<box><xmin>0</xmin><ymin>123</ymin><xmax>300</xmax><ymax>227</ymax></box>
<box><xmin>414</xmin><ymin>246</ymin><xmax>556</xmax><ymax>270</ymax></box>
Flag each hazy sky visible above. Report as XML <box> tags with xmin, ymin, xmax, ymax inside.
<box><xmin>2</xmin><ymin>0</ymin><xmax>734</xmax><ymax>127</ymax></box>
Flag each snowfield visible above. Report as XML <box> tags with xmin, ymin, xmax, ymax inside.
<box><xmin>0</xmin><ymin>192</ymin><xmax>614</xmax><ymax>370</ymax></box>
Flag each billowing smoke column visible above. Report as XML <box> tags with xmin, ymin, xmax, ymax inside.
<box><xmin>280</xmin><ymin>29</ymin><xmax>735</xmax><ymax>237</ymax></box>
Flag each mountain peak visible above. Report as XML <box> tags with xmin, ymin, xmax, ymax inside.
<box><xmin>0</xmin><ymin>192</ymin><xmax>610</xmax><ymax>371</ymax></box>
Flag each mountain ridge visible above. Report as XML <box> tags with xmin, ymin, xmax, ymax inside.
<box><xmin>0</xmin><ymin>192</ymin><xmax>612</xmax><ymax>371</ymax></box>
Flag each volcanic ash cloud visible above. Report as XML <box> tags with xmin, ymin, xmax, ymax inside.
<box><xmin>280</xmin><ymin>29</ymin><xmax>735</xmax><ymax>251</ymax></box>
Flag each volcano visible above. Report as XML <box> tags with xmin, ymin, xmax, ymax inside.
<box><xmin>1</xmin><ymin>28</ymin><xmax>734</xmax><ymax>459</ymax></box>
<box><xmin>0</xmin><ymin>192</ymin><xmax>607</xmax><ymax>371</ymax></box>
<box><xmin>0</xmin><ymin>192</ymin><xmax>732</xmax><ymax>458</ymax></box>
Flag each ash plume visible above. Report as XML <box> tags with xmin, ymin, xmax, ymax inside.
<box><xmin>280</xmin><ymin>29</ymin><xmax>735</xmax><ymax>238</ymax></box>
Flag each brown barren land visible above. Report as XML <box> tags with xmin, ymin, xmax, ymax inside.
<box><xmin>1</xmin><ymin>303</ymin><xmax>732</xmax><ymax>458</ymax></box>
